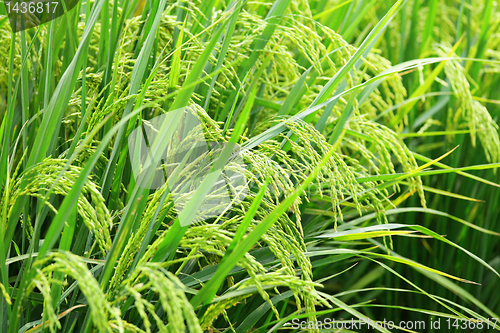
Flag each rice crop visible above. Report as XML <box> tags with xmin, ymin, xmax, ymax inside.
<box><xmin>0</xmin><ymin>0</ymin><xmax>499</xmax><ymax>332</ymax></box>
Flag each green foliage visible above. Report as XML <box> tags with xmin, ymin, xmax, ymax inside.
<box><xmin>1</xmin><ymin>0</ymin><xmax>499</xmax><ymax>332</ymax></box>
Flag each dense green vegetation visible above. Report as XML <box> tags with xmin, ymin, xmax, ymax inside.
<box><xmin>1</xmin><ymin>0</ymin><xmax>499</xmax><ymax>332</ymax></box>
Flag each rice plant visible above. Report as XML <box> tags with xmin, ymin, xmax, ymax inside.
<box><xmin>0</xmin><ymin>0</ymin><xmax>499</xmax><ymax>332</ymax></box>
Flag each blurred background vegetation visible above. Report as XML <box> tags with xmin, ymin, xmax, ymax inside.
<box><xmin>308</xmin><ymin>0</ymin><xmax>500</xmax><ymax>325</ymax></box>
